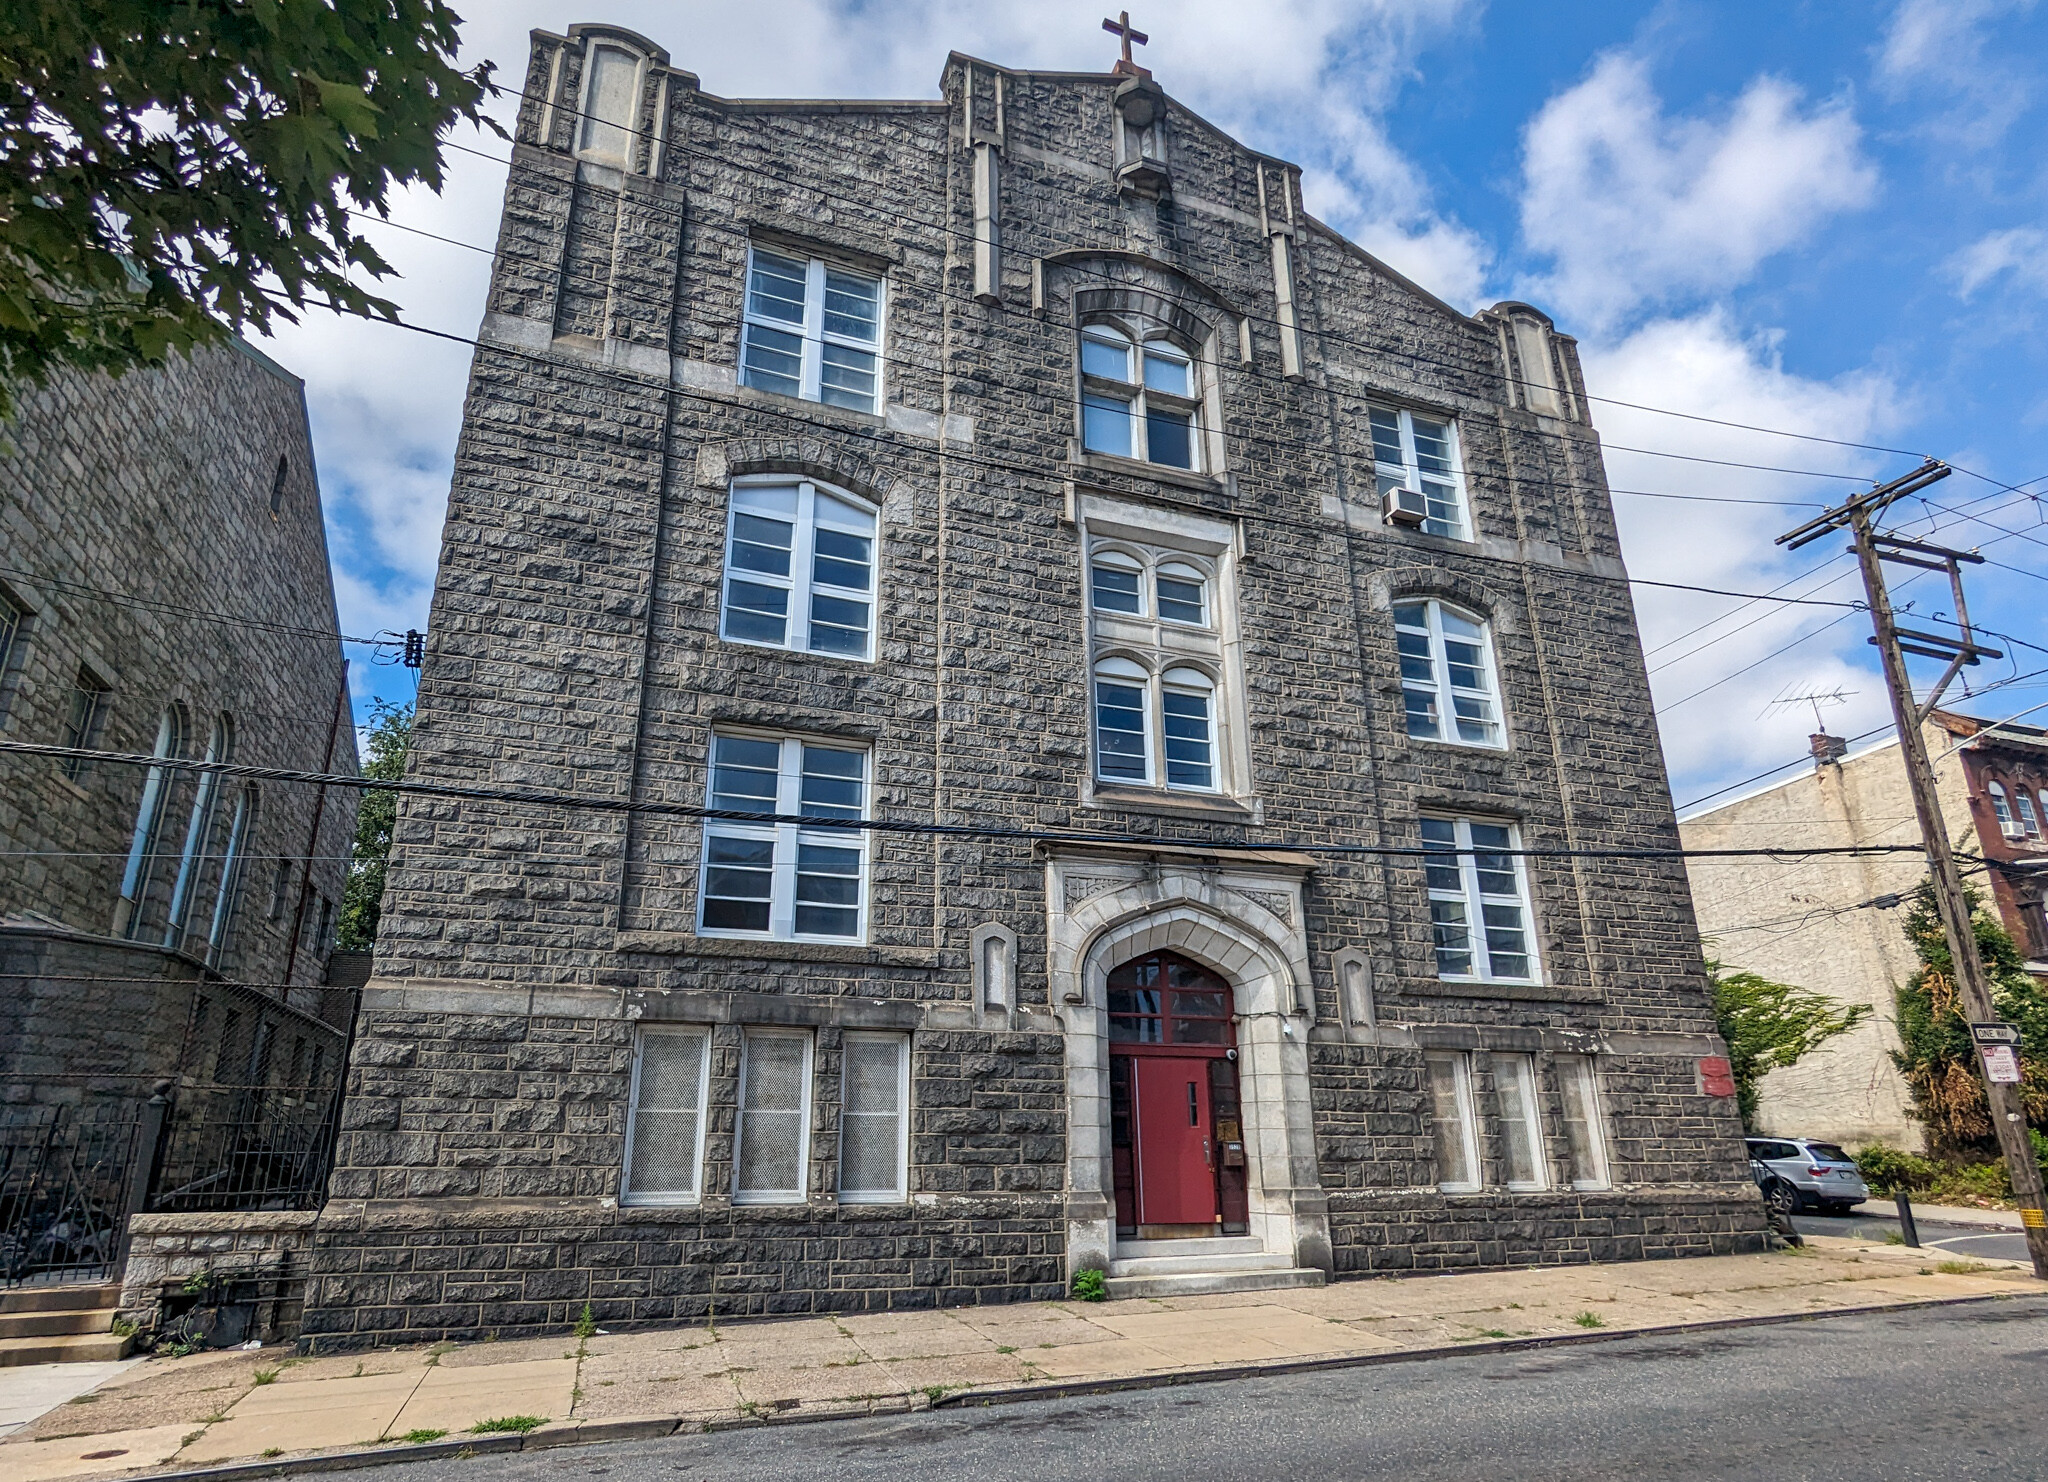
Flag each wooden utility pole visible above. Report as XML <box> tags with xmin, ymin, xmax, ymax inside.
<box><xmin>1780</xmin><ymin>460</ymin><xmax>2048</xmax><ymax>1279</ymax></box>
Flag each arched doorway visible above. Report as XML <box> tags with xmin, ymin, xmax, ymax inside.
<box><xmin>1107</xmin><ymin>950</ymin><xmax>1250</xmax><ymax>1239</ymax></box>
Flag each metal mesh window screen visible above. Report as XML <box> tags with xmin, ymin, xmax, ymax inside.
<box><xmin>736</xmin><ymin>1032</ymin><xmax>809</xmax><ymax>1202</ymax></box>
<box><xmin>839</xmin><ymin>1035</ymin><xmax>906</xmax><ymax>1201</ymax></box>
<box><xmin>1558</xmin><ymin>1054</ymin><xmax>1611</xmax><ymax>1190</ymax></box>
<box><xmin>626</xmin><ymin>1028</ymin><xmax>708</xmax><ymax>1202</ymax></box>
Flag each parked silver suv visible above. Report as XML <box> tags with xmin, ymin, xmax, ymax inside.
<box><xmin>1746</xmin><ymin>1137</ymin><xmax>1870</xmax><ymax>1213</ymax></box>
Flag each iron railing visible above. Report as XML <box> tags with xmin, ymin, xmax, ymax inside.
<box><xmin>0</xmin><ymin>1100</ymin><xmax>147</xmax><ymax>1287</ymax></box>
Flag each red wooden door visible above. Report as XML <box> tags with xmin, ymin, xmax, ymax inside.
<box><xmin>1133</xmin><ymin>1056</ymin><xmax>1218</xmax><ymax>1225</ymax></box>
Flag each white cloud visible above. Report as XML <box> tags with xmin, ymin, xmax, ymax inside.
<box><xmin>1579</xmin><ymin>312</ymin><xmax>1903</xmax><ymax>798</ymax></box>
<box><xmin>1948</xmin><ymin>226</ymin><xmax>2048</xmax><ymax>297</ymax></box>
<box><xmin>1877</xmin><ymin>0</ymin><xmax>2038</xmax><ymax>147</ymax></box>
<box><xmin>1517</xmin><ymin>52</ymin><xmax>1877</xmax><ymax>330</ymax></box>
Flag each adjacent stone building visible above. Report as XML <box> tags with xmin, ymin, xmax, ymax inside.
<box><xmin>1683</xmin><ymin>712</ymin><xmax>2048</xmax><ymax>1150</ymax></box>
<box><xmin>0</xmin><ymin>341</ymin><xmax>359</xmax><ymax>1105</ymax></box>
<box><xmin>310</xmin><ymin>21</ymin><xmax>1762</xmax><ymax>1347</ymax></box>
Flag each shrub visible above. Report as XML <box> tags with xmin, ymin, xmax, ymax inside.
<box><xmin>1853</xmin><ymin>1144</ymin><xmax>1936</xmax><ymax>1194</ymax></box>
<box><xmin>1070</xmin><ymin>1269</ymin><xmax>1108</xmax><ymax>1302</ymax></box>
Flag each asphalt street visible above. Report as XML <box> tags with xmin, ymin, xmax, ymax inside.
<box><xmin>1793</xmin><ymin>1205</ymin><xmax>2032</xmax><ymax>1263</ymax></box>
<box><xmin>313</xmin><ymin>1295</ymin><xmax>2048</xmax><ymax>1482</ymax></box>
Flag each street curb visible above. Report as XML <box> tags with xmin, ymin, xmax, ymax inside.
<box><xmin>933</xmin><ymin>1290</ymin><xmax>2036</xmax><ymax>1409</ymax></box>
<box><xmin>110</xmin><ymin>1290</ymin><xmax>2041</xmax><ymax>1481</ymax></box>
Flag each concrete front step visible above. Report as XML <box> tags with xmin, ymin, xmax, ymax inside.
<box><xmin>0</xmin><ymin>1284</ymin><xmax>120</xmax><ymax>1315</ymax></box>
<box><xmin>1109</xmin><ymin>1250</ymin><xmax>1296</xmax><ymax>1278</ymax></box>
<box><xmin>0</xmin><ymin>1307</ymin><xmax>119</xmax><ymax>1339</ymax></box>
<box><xmin>1103</xmin><ymin>1266</ymin><xmax>1327</xmax><ymax>1301</ymax></box>
<box><xmin>0</xmin><ymin>1331</ymin><xmax>134</xmax><ymax>1367</ymax></box>
<box><xmin>1114</xmin><ymin>1236</ymin><xmax>1264</xmax><ymax>1261</ymax></box>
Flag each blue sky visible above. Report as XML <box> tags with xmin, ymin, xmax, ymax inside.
<box><xmin>257</xmin><ymin>0</ymin><xmax>2048</xmax><ymax>812</ymax></box>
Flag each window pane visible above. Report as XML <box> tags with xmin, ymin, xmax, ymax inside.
<box><xmin>1497</xmin><ymin>1056</ymin><xmax>1543</xmax><ymax>1188</ymax></box>
<box><xmin>1083</xmin><ymin>394</ymin><xmax>1133</xmax><ymax>457</ymax></box>
<box><xmin>1403</xmin><ymin>687</ymin><xmax>1442</xmax><ymax>740</ymax></box>
<box><xmin>1396</xmin><ymin>627</ymin><xmax>1436</xmax><ymax>685</ymax></box>
<box><xmin>1156</xmin><ymin>572</ymin><xmax>1205</xmax><ymax>625</ymax></box>
<box><xmin>711</xmin><ymin>736</ymin><xmax>781</xmax><ymax>811</ymax></box>
<box><xmin>729</xmin><ymin>512</ymin><xmax>794</xmax><ymax>577</ymax></box>
<box><xmin>1421</xmin><ymin>480</ymin><xmax>1463</xmax><ymax>538</ymax></box>
<box><xmin>1411</xmin><ymin>416</ymin><xmax>1453</xmax><ymax>476</ymax></box>
<box><xmin>1146</xmin><ymin>408</ymin><xmax>1193</xmax><ymax>468</ymax></box>
<box><xmin>1082</xmin><ymin>335</ymin><xmax>1132</xmax><ymax>381</ymax></box>
<box><xmin>799</xmin><ymin>746</ymin><xmax>864</xmax><ymax>819</ymax></box>
<box><xmin>1427</xmin><ymin>1055</ymin><xmax>1474</xmax><ymax>1188</ymax></box>
<box><xmin>737</xmin><ymin>1035</ymin><xmax>807</xmax><ymax>1199</ymax></box>
<box><xmin>748</xmin><ymin>251</ymin><xmax>808</xmax><ymax>325</ymax></box>
<box><xmin>741</xmin><ymin>323</ymin><xmax>804</xmax><ymax>397</ymax></box>
<box><xmin>1369</xmin><ymin>407</ymin><xmax>1405</xmax><ymax>467</ymax></box>
<box><xmin>1162</xmin><ymin>690</ymin><xmax>1213</xmax><ymax>789</ymax></box>
<box><xmin>628</xmin><ymin>1029</ymin><xmax>706</xmax><ymax>1199</ymax></box>
<box><xmin>819</xmin><ymin>342</ymin><xmax>878</xmax><ymax>410</ymax></box>
<box><xmin>1481</xmin><ymin>902</ymin><xmax>1530</xmax><ymax>980</ymax></box>
<box><xmin>1430</xmin><ymin>898</ymin><xmax>1474</xmax><ymax>976</ymax></box>
<box><xmin>822</xmin><ymin>269</ymin><xmax>880</xmax><ymax>342</ymax></box>
<box><xmin>1420</xmin><ymin>817</ymin><xmax>1462</xmax><ymax>893</ymax></box>
<box><xmin>812</xmin><ymin>527</ymin><xmax>872</xmax><ymax>591</ymax></box>
<box><xmin>1091</xmin><ymin>562</ymin><xmax>1142</xmax><ymax>614</ymax></box>
<box><xmin>807</xmin><ymin>593</ymin><xmax>871</xmax><ymax>654</ymax></box>
<box><xmin>1470</xmin><ymin>824</ymin><xmax>1517</xmax><ymax>895</ymax></box>
<box><xmin>1143</xmin><ymin>351</ymin><xmax>1191</xmax><ymax>396</ymax></box>
<box><xmin>1095</xmin><ymin>679</ymin><xmax>1148</xmax><ymax>780</ymax></box>
<box><xmin>1559</xmin><ymin>1056</ymin><xmax>1610</xmax><ymax>1189</ymax></box>
<box><xmin>795</xmin><ymin>842</ymin><xmax>861</xmax><ymax>936</ymax></box>
<box><xmin>702</xmin><ymin>833</ymin><xmax>774</xmax><ymax>932</ymax></box>
<box><xmin>840</xmin><ymin>1036</ymin><xmax>904</xmax><ymax>1199</ymax></box>
<box><xmin>1451</xmin><ymin>695</ymin><xmax>1499</xmax><ymax>746</ymax></box>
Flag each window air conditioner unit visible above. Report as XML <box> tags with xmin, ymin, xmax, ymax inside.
<box><xmin>1382</xmin><ymin>485</ymin><xmax>1428</xmax><ymax>528</ymax></box>
<box><xmin>2003</xmin><ymin>821</ymin><xmax>2028</xmax><ymax>841</ymax></box>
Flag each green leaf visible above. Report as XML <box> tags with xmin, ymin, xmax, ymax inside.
<box><xmin>307</xmin><ymin>74</ymin><xmax>384</xmax><ymax>140</ymax></box>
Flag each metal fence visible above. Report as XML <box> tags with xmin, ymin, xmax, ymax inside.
<box><xmin>0</xmin><ymin>1100</ymin><xmax>147</xmax><ymax>1287</ymax></box>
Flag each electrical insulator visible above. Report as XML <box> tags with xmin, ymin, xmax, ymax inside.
<box><xmin>403</xmin><ymin>629</ymin><xmax>425</xmax><ymax>668</ymax></box>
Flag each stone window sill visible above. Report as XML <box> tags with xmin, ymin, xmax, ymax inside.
<box><xmin>616</xmin><ymin>930</ymin><xmax>939</xmax><ymax>968</ymax></box>
<box><xmin>1085</xmin><ymin>782</ymin><xmax>1256</xmax><ymax>825</ymax></box>
<box><xmin>1073</xmin><ymin>452</ymin><xmax>1225</xmax><ymax>496</ymax></box>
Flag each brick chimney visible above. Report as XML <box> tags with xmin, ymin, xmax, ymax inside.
<box><xmin>1811</xmin><ymin>731</ymin><xmax>1848</xmax><ymax>767</ymax></box>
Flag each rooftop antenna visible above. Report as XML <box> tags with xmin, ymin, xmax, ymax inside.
<box><xmin>1761</xmin><ymin>683</ymin><xmax>1855</xmax><ymax>732</ymax></box>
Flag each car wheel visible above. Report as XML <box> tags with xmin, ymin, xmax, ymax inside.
<box><xmin>1761</xmin><ymin>1179</ymin><xmax>1797</xmax><ymax>1220</ymax></box>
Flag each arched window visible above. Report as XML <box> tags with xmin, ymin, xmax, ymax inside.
<box><xmin>165</xmin><ymin>713</ymin><xmax>234</xmax><ymax>947</ymax></box>
<box><xmin>1394</xmin><ymin>599</ymin><xmax>1504</xmax><ymax>748</ymax></box>
<box><xmin>268</xmin><ymin>455</ymin><xmax>289</xmax><ymax>516</ymax></box>
<box><xmin>1092</xmin><ymin>656</ymin><xmax>1151</xmax><ymax>783</ymax></box>
<box><xmin>719</xmin><ymin>478</ymin><xmax>878</xmax><ymax>660</ymax></box>
<box><xmin>206</xmin><ymin>784</ymin><xmax>259</xmax><ymax>968</ymax></box>
<box><xmin>1080</xmin><ymin>321</ymin><xmax>1205</xmax><ymax>471</ymax></box>
<box><xmin>1160</xmin><ymin>667</ymin><xmax>1216</xmax><ymax>789</ymax></box>
<box><xmin>1988</xmin><ymin>781</ymin><xmax>2021</xmax><ymax>838</ymax></box>
<box><xmin>117</xmin><ymin>703</ymin><xmax>189</xmax><ymax>937</ymax></box>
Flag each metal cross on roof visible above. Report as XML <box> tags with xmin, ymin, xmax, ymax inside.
<box><xmin>1102</xmin><ymin>11</ymin><xmax>1150</xmax><ymax>75</ymax></box>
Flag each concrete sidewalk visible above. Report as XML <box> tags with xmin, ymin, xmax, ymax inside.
<box><xmin>1</xmin><ymin>1237</ymin><xmax>2036</xmax><ymax>1482</ymax></box>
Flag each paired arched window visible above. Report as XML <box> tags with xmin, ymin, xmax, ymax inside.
<box><xmin>1092</xmin><ymin>655</ymin><xmax>1218</xmax><ymax>790</ymax></box>
<box><xmin>2017</xmin><ymin>787</ymin><xmax>2044</xmax><ymax>840</ymax></box>
<box><xmin>1087</xmin><ymin>538</ymin><xmax>1227</xmax><ymax>794</ymax></box>
<box><xmin>1080</xmin><ymin>322</ymin><xmax>1205</xmax><ymax>471</ymax></box>
<box><xmin>1989</xmin><ymin>781</ymin><xmax>2020</xmax><ymax>837</ymax></box>
<box><xmin>206</xmin><ymin>784</ymin><xmax>260</xmax><ymax>969</ymax></box>
<box><xmin>1394</xmin><ymin>598</ymin><xmax>1504</xmax><ymax>748</ymax></box>
<box><xmin>164</xmin><ymin>714</ymin><xmax>235</xmax><ymax>948</ymax></box>
<box><xmin>1989</xmin><ymin>780</ymin><xmax>2042</xmax><ymax>840</ymax></box>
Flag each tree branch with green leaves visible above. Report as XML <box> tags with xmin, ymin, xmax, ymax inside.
<box><xmin>1707</xmin><ymin>959</ymin><xmax>1872</xmax><ymax>1131</ymax></box>
<box><xmin>0</xmin><ymin>1</ymin><xmax>497</xmax><ymax>415</ymax></box>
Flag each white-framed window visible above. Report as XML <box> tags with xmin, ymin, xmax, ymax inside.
<box><xmin>577</xmin><ymin>41</ymin><xmax>644</xmax><ymax>166</ymax></box>
<box><xmin>205</xmin><ymin>783</ymin><xmax>258</xmax><ymax>968</ymax></box>
<box><xmin>2020</xmin><ymin>788</ymin><xmax>2044</xmax><ymax>840</ymax></box>
<box><xmin>118</xmin><ymin>703</ymin><xmax>188</xmax><ymax>932</ymax></box>
<box><xmin>1086</xmin><ymin>538</ymin><xmax>1229</xmax><ymax>794</ymax></box>
<box><xmin>1394</xmin><ymin>599</ymin><xmax>1503</xmax><ymax>748</ymax></box>
<box><xmin>700</xmin><ymin>733</ymin><xmax>867</xmax><ymax>942</ymax></box>
<box><xmin>1989</xmin><ymin>781</ymin><xmax>2023</xmax><ymax>839</ymax></box>
<box><xmin>1494</xmin><ymin>1053</ymin><xmax>1548</xmax><ymax>1191</ymax></box>
<box><xmin>838</xmin><ymin>1032</ymin><xmax>910</xmax><ymax>1203</ymax></box>
<box><xmin>1079</xmin><ymin>322</ymin><xmax>1204</xmax><ymax>471</ymax></box>
<box><xmin>165</xmin><ymin>712</ymin><xmax>235</xmax><ymax>946</ymax></box>
<box><xmin>740</xmin><ymin>246</ymin><xmax>883</xmax><ymax>414</ymax></box>
<box><xmin>1420</xmin><ymin>816</ymin><xmax>1539</xmax><ymax>983</ymax></box>
<box><xmin>719</xmin><ymin>479</ymin><xmax>877</xmax><ymax>660</ymax></box>
<box><xmin>1370</xmin><ymin>406</ymin><xmax>1469</xmax><ymax>539</ymax></box>
<box><xmin>735</xmin><ymin>1029</ymin><xmax>813</xmax><ymax>1204</ymax></box>
<box><xmin>622</xmin><ymin>1025</ymin><xmax>711</xmax><ymax>1206</ymax></box>
<box><xmin>1556</xmin><ymin>1054</ymin><xmax>1611</xmax><ymax>1190</ymax></box>
<box><xmin>1426</xmin><ymin>1051</ymin><xmax>1481</xmax><ymax>1192</ymax></box>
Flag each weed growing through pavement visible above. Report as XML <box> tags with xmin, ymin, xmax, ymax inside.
<box><xmin>67</xmin><ymin>1394</ymin><xmax>97</xmax><ymax>1404</ymax></box>
<box><xmin>1571</xmin><ymin>1312</ymin><xmax>1605</xmax><ymax>1329</ymax></box>
<box><xmin>1936</xmin><ymin>1260</ymin><xmax>1992</xmax><ymax>1274</ymax></box>
<box><xmin>252</xmin><ymin>1368</ymin><xmax>278</xmax><ymax>1385</ymax></box>
<box><xmin>399</xmin><ymin>1429</ymin><xmax>448</xmax><ymax>1444</ymax></box>
<box><xmin>996</xmin><ymin>1345</ymin><xmax>1018</xmax><ymax>1354</ymax></box>
<box><xmin>261</xmin><ymin>1448</ymin><xmax>283</xmax><ymax>1457</ymax></box>
<box><xmin>1883</xmin><ymin>1231</ymin><xmax>1908</xmax><ymax>1245</ymax></box>
<box><xmin>471</xmin><ymin>1416</ymin><xmax>548</xmax><ymax>1434</ymax></box>
<box><xmin>201</xmin><ymin>1410</ymin><xmax>230</xmax><ymax>1424</ymax></box>
<box><xmin>1477</xmin><ymin>1329</ymin><xmax>1510</xmax><ymax>1339</ymax></box>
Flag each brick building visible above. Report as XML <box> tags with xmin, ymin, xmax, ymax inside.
<box><xmin>0</xmin><ymin>341</ymin><xmax>358</xmax><ymax>1105</ymax></box>
<box><xmin>309</xmin><ymin>21</ymin><xmax>1762</xmax><ymax>1346</ymax></box>
<box><xmin>1683</xmin><ymin>711</ymin><xmax>2048</xmax><ymax>1149</ymax></box>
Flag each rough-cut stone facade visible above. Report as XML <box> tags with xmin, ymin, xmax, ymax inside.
<box><xmin>0</xmin><ymin>341</ymin><xmax>358</xmax><ymax>1098</ymax></box>
<box><xmin>310</xmin><ymin>22</ymin><xmax>1761</xmax><ymax>1348</ymax></box>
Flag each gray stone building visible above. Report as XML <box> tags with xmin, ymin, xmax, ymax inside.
<box><xmin>310</xmin><ymin>21</ymin><xmax>1761</xmax><ymax>1346</ymax></box>
<box><xmin>0</xmin><ymin>340</ymin><xmax>359</xmax><ymax>1107</ymax></box>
